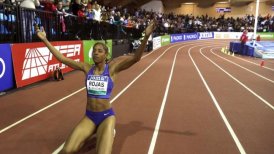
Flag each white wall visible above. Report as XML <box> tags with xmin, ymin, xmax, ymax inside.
<box><xmin>141</xmin><ymin>0</ymin><xmax>164</xmax><ymax>13</ymax></box>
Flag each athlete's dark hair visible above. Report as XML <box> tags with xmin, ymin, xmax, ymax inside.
<box><xmin>93</xmin><ymin>42</ymin><xmax>109</xmax><ymax>54</ymax></box>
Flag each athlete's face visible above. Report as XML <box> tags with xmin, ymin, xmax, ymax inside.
<box><xmin>92</xmin><ymin>44</ymin><xmax>108</xmax><ymax>63</ymax></box>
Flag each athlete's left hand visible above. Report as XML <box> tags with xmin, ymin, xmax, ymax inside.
<box><xmin>35</xmin><ymin>26</ymin><xmax>47</xmax><ymax>41</ymax></box>
<box><xmin>145</xmin><ymin>19</ymin><xmax>157</xmax><ymax>37</ymax></box>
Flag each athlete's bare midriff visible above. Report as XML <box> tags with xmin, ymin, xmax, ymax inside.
<box><xmin>86</xmin><ymin>97</ymin><xmax>112</xmax><ymax>112</ymax></box>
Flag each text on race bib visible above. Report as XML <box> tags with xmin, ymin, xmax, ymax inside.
<box><xmin>87</xmin><ymin>75</ymin><xmax>109</xmax><ymax>95</ymax></box>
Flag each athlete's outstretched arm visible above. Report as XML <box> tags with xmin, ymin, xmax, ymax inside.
<box><xmin>35</xmin><ymin>26</ymin><xmax>89</xmax><ymax>72</ymax></box>
<box><xmin>110</xmin><ymin>19</ymin><xmax>156</xmax><ymax>73</ymax></box>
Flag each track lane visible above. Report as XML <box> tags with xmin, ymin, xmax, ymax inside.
<box><xmin>0</xmin><ymin>42</ymin><xmax>187</xmax><ymax>153</ymax></box>
<box><xmin>2</xmin><ymin>39</ymin><xmax>272</xmax><ymax>154</ymax></box>
<box><xmin>0</xmin><ymin>43</ymin><xmax>178</xmax><ymax>153</ymax></box>
<box><xmin>212</xmin><ymin>48</ymin><xmax>274</xmax><ymax>81</ymax></box>
<box><xmin>0</xmin><ymin>44</ymin><xmax>175</xmax><ymax>135</ymax></box>
<box><xmin>202</xmin><ymin>47</ymin><xmax>274</xmax><ymax>108</ymax></box>
<box><xmin>153</xmin><ymin>43</ymin><xmax>243</xmax><ymax>154</ymax></box>
<box><xmin>49</xmin><ymin>41</ymin><xmax>227</xmax><ymax>152</ymax></box>
<box><xmin>191</xmin><ymin>45</ymin><xmax>274</xmax><ymax>153</ymax></box>
<box><xmin>0</xmin><ymin>91</ymin><xmax>87</xmax><ymax>154</ymax></box>
<box><xmin>0</xmin><ymin>71</ymin><xmax>85</xmax><ymax>130</ymax></box>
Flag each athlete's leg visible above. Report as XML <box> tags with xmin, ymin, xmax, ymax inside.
<box><xmin>59</xmin><ymin>116</ymin><xmax>96</xmax><ymax>154</ymax></box>
<box><xmin>96</xmin><ymin>116</ymin><xmax>116</xmax><ymax>154</ymax></box>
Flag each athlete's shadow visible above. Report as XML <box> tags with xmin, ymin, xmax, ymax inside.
<box><xmin>78</xmin><ymin>121</ymin><xmax>196</xmax><ymax>153</ymax></box>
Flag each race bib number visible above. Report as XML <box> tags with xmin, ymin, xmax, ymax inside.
<box><xmin>87</xmin><ymin>75</ymin><xmax>108</xmax><ymax>95</ymax></box>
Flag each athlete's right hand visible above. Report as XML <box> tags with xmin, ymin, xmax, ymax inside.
<box><xmin>35</xmin><ymin>25</ymin><xmax>47</xmax><ymax>41</ymax></box>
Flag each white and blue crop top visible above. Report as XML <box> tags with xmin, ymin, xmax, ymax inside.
<box><xmin>86</xmin><ymin>64</ymin><xmax>114</xmax><ymax>99</ymax></box>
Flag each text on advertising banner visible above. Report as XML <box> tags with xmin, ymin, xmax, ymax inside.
<box><xmin>153</xmin><ymin>36</ymin><xmax>161</xmax><ymax>49</ymax></box>
<box><xmin>182</xmin><ymin>33</ymin><xmax>198</xmax><ymax>41</ymax></box>
<box><xmin>11</xmin><ymin>41</ymin><xmax>84</xmax><ymax>87</ymax></box>
<box><xmin>0</xmin><ymin>44</ymin><xmax>15</xmax><ymax>91</ymax></box>
<box><xmin>198</xmin><ymin>32</ymin><xmax>214</xmax><ymax>39</ymax></box>
<box><xmin>170</xmin><ymin>34</ymin><xmax>183</xmax><ymax>43</ymax></box>
<box><xmin>161</xmin><ymin>35</ymin><xmax>170</xmax><ymax>46</ymax></box>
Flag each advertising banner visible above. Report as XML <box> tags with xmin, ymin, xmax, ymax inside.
<box><xmin>182</xmin><ymin>33</ymin><xmax>198</xmax><ymax>41</ymax></box>
<box><xmin>83</xmin><ymin>40</ymin><xmax>113</xmax><ymax>64</ymax></box>
<box><xmin>257</xmin><ymin>32</ymin><xmax>274</xmax><ymax>39</ymax></box>
<box><xmin>198</xmin><ymin>32</ymin><xmax>214</xmax><ymax>39</ymax></box>
<box><xmin>214</xmin><ymin>32</ymin><xmax>254</xmax><ymax>39</ymax></box>
<box><xmin>0</xmin><ymin>44</ymin><xmax>15</xmax><ymax>91</ymax></box>
<box><xmin>153</xmin><ymin>36</ymin><xmax>161</xmax><ymax>49</ymax></box>
<box><xmin>12</xmin><ymin>41</ymin><xmax>84</xmax><ymax>87</ymax></box>
<box><xmin>170</xmin><ymin>34</ymin><xmax>183</xmax><ymax>43</ymax></box>
<box><xmin>161</xmin><ymin>35</ymin><xmax>170</xmax><ymax>46</ymax></box>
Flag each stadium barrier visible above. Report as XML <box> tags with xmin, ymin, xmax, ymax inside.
<box><xmin>1</xmin><ymin>31</ymin><xmax>273</xmax><ymax>92</ymax></box>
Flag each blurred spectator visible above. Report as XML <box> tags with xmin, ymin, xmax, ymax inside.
<box><xmin>71</xmin><ymin>0</ymin><xmax>81</xmax><ymax>16</ymax></box>
<box><xmin>20</xmin><ymin>0</ymin><xmax>40</xmax><ymax>42</ymax></box>
<box><xmin>56</xmin><ymin>1</ymin><xmax>66</xmax><ymax>36</ymax></box>
<box><xmin>62</xmin><ymin>0</ymin><xmax>70</xmax><ymax>12</ymax></box>
<box><xmin>93</xmin><ymin>3</ymin><xmax>101</xmax><ymax>22</ymax></box>
<box><xmin>40</xmin><ymin>0</ymin><xmax>56</xmax><ymax>12</ymax></box>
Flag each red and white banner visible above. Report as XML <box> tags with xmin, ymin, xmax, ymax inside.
<box><xmin>12</xmin><ymin>41</ymin><xmax>84</xmax><ymax>87</ymax></box>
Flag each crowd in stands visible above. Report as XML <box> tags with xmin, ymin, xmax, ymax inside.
<box><xmin>1</xmin><ymin>0</ymin><xmax>274</xmax><ymax>42</ymax></box>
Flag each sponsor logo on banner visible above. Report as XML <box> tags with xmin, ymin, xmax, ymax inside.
<box><xmin>161</xmin><ymin>35</ymin><xmax>170</xmax><ymax>46</ymax></box>
<box><xmin>199</xmin><ymin>32</ymin><xmax>214</xmax><ymax>39</ymax></box>
<box><xmin>12</xmin><ymin>41</ymin><xmax>84</xmax><ymax>87</ymax></box>
<box><xmin>170</xmin><ymin>34</ymin><xmax>183</xmax><ymax>43</ymax></box>
<box><xmin>161</xmin><ymin>37</ymin><xmax>170</xmax><ymax>44</ymax></box>
<box><xmin>182</xmin><ymin>33</ymin><xmax>198</xmax><ymax>41</ymax></box>
<box><xmin>21</xmin><ymin>45</ymin><xmax>81</xmax><ymax>80</ymax></box>
<box><xmin>0</xmin><ymin>44</ymin><xmax>15</xmax><ymax>91</ymax></box>
<box><xmin>0</xmin><ymin>58</ymin><xmax>5</xmax><ymax>79</ymax></box>
<box><xmin>214</xmin><ymin>32</ymin><xmax>254</xmax><ymax>39</ymax></box>
<box><xmin>153</xmin><ymin>36</ymin><xmax>161</xmax><ymax>49</ymax></box>
<box><xmin>257</xmin><ymin>32</ymin><xmax>274</xmax><ymax>39</ymax></box>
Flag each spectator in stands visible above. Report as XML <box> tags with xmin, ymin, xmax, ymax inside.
<box><xmin>93</xmin><ymin>3</ymin><xmax>101</xmax><ymax>22</ymax></box>
<box><xmin>74</xmin><ymin>4</ymin><xmax>87</xmax><ymax>39</ymax></box>
<box><xmin>35</xmin><ymin>19</ymin><xmax>156</xmax><ymax>154</ymax></box>
<box><xmin>77</xmin><ymin>4</ymin><xmax>86</xmax><ymax>18</ymax></box>
<box><xmin>20</xmin><ymin>0</ymin><xmax>40</xmax><ymax>42</ymax></box>
<box><xmin>40</xmin><ymin>0</ymin><xmax>56</xmax><ymax>12</ymax></box>
<box><xmin>70</xmin><ymin>0</ymin><xmax>81</xmax><ymax>16</ymax></box>
<box><xmin>62</xmin><ymin>0</ymin><xmax>70</xmax><ymax>12</ymax></box>
<box><xmin>92</xmin><ymin>3</ymin><xmax>102</xmax><ymax>39</ymax></box>
<box><xmin>56</xmin><ymin>1</ymin><xmax>66</xmax><ymax>37</ymax></box>
<box><xmin>86</xmin><ymin>0</ymin><xmax>93</xmax><ymax>10</ymax></box>
<box><xmin>85</xmin><ymin>7</ymin><xmax>94</xmax><ymax>20</ymax></box>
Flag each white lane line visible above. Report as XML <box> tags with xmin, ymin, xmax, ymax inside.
<box><xmin>52</xmin><ymin>41</ymin><xmax>228</xmax><ymax>154</ymax></box>
<box><xmin>211</xmin><ymin>48</ymin><xmax>274</xmax><ymax>84</ymax></box>
<box><xmin>0</xmin><ymin>88</ymin><xmax>86</xmax><ymax>134</ymax></box>
<box><xmin>147</xmin><ymin>45</ymin><xmax>186</xmax><ymax>154</ymax></box>
<box><xmin>53</xmin><ymin>43</ymin><xmax>186</xmax><ymax>154</ymax></box>
<box><xmin>147</xmin><ymin>43</ymin><xmax>228</xmax><ymax>154</ymax></box>
<box><xmin>0</xmin><ymin>43</ymin><xmax>178</xmax><ymax>136</ymax></box>
<box><xmin>54</xmin><ymin>42</ymin><xmax>223</xmax><ymax>154</ymax></box>
<box><xmin>189</xmin><ymin>46</ymin><xmax>246</xmax><ymax>154</ymax></box>
<box><xmin>231</xmin><ymin>54</ymin><xmax>274</xmax><ymax>72</ymax></box>
<box><xmin>200</xmin><ymin>48</ymin><xmax>274</xmax><ymax>110</ymax></box>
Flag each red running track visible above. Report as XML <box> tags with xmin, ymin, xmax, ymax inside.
<box><xmin>0</xmin><ymin>39</ymin><xmax>273</xmax><ymax>154</ymax></box>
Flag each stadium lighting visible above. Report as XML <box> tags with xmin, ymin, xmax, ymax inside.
<box><xmin>182</xmin><ymin>2</ymin><xmax>196</xmax><ymax>5</ymax></box>
<box><xmin>216</xmin><ymin>1</ymin><xmax>230</xmax><ymax>4</ymax></box>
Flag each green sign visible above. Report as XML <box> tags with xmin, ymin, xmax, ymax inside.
<box><xmin>83</xmin><ymin>40</ymin><xmax>113</xmax><ymax>64</ymax></box>
<box><xmin>257</xmin><ymin>32</ymin><xmax>274</xmax><ymax>39</ymax></box>
<box><xmin>161</xmin><ymin>35</ymin><xmax>170</xmax><ymax>46</ymax></box>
